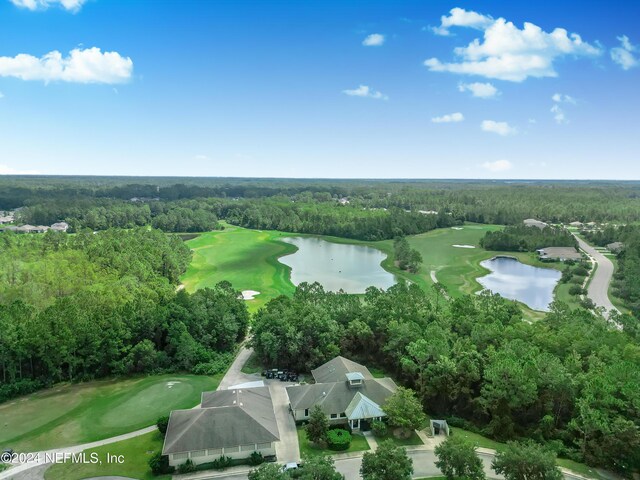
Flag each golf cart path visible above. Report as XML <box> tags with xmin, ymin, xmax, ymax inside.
<box><xmin>573</xmin><ymin>234</ymin><xmax>619</xmax><ymax>319</ymax></box>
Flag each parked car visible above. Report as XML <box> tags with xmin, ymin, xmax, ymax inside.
<box><xmin>281</xmin><ymin>462</ymin><xmax>302</xmax><ymax>471</ymax></box>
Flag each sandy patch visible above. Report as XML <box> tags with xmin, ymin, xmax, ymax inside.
<box><xmin>176</xmin><ymin>284</ymin><xmax>185</xmax><ymax>292</ymax></box>
<box><xmin>241</xmin><ymin>290</ymin><xmax>261</xmax><ymax>300</ymax></box>
<box><xmin>452</xmin><ymin>244</ymin><xmax>475</xmax><ymax>249</ymax></box>
<box><xmin>451</xmin><ymin>227</ymin><xmax>463</xmax><ymax>230</ymax></box>
<box><xmin>166</xmin><ymin>381</ymin><xmax>182</xmax><ymax>389</ymax></box>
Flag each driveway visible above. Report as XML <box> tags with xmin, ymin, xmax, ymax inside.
<box><xmin>267</xmin><ymin>379</ymin><xmax>300</xmax><ymax>464</ymax></box>
<box><xmin>217</xmin><ymin>345</ymin><xmax>260</xmax><ymax>391</ymax></box>
<box><xmin>573</xmin><ymin>235</ymin><xmax>619</xmax><ymax>319</ymax></box>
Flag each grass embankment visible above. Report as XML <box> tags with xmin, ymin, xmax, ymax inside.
<box><xmin>44</xmin><ymin>431</ymin><xmax>168</xmax><ymax>480</ymax></box>
<box><xmin>297</xmin><ymin>426</ymin><xmax>370</xmax><ymax>457</ymax></box>
<box><xmin>0</xmin><ymin>374</ymin><xmax>220</xmax><ymax>452</ymax></box>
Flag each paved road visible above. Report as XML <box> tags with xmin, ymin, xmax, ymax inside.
<box><xmin>217</xmin><ymin>345</ymin><xmax>258</xmax><ymax>391</ymax></box>
<box><xmin>574</xmin><ymin>235</ymin><xmax>619</xmax><ymax>318</ymax></box>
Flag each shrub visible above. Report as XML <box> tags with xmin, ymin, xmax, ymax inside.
<box><xmin>573</xmin><ymin>266</ymin><xmax>589</xmax><ymax>276</ymax></box>
<box><xmin>327</xmin><ymin>428</ymin><xmax>352</xmax><ymax>451</ymax></box>
<box><xmin>178</xmin><ymin>459</ymin><xmax>196</xmax><ymax>474</ymax></box>
<box><xmin>249</xmin><ymin>451</ymin><xmax>264</xmax><ymax>466</ymax></box>
<box><xmin>148</xmin><ymin>452</ymin><xmax>175</xmax><ymax>476</ymax></box>
<box><xmin>371</xmin><ymin>420</ymin><xmax>388</xmax><ymax>438</ymax></box>
<box><xmin>156</xmin><ymin>415</ymin><xmax>170</xmax><ymax>437</ymax></box>
<box><xmin>568</xmin><ymin>285</ymin><xmax>584</xmax><ymax>296</ymax></box>
<box><xmin>212</xmin><ymin>455</ymin><xmax>232</xmax><ymax>469</ymax></box>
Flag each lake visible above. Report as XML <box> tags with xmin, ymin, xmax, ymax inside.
<box><xmin>477</xmin><ymin>256</ymin><xmax>561</xmax><ymax>311</ymax></box>
<box><xmin>278</xmin><ymin>237</ymin><xmax>397</xmax><ymax>293</ymax></box>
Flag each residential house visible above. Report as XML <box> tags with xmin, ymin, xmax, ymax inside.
<box><xmin>607</xmin><ymin>242</ymin><xmax>624</xmax><ymax>253</ymax></box>
<box><xmin>523</xmin><ymin>218</ymin><xmax>548</xmax><ymax>229</ymax></box>
<box><xmin>537</xmin><ymin>247</ymin><xmax>582</xmax><ymax>261</ymax></box>
<box><xmin>569</xmin><ymin>221</ymin><xmax>584</xmax><ymax>228</ymax></box>
<box><xmin>286</xmin><ymin>356</ymin><xmax>397</xmax><ymax>431</ymax></box>
<box><xmin>162</xmin><ymin>386</ymin><xmax>280</xmax><ymax>467</ymax></box>
<box><xmin>50</xmin><ymin>222</ymin><xmax>69</xmax><ymax>232</ymax></box>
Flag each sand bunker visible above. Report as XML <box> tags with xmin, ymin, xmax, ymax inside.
<box><xmin>452</xmin><ymin>244</ymin><xmax>475</xmax><ymax>249</ymax></box>
<box><xmin>166</xmin><ymin>381</ymin><xmax>182</xmax><ymax>389</ymax></box>
<box><xmin>241</xmin><ymin>290</ymin><xmax>261</xmax><ymax>300</ymax></box>
<box><xmin>451</xmin><ymin>227</ymin><xmax>464</xmax><ymax>230</ymax></box>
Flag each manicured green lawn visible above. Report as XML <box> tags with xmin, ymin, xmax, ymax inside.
<box><xmin>375</xmin><ymin>430</ymin><xmax>424</xmax><ymax>447</ymax></box>
<box><xmin>297</xmin><ymin>426</ymin><xmax>370</xmax><ymax>457</ymax></box>
<box><xmin>0</xmin><ymin>374</ymin><xmax>221</xmax><ymax>452</ymax></box>
<box><xmin>181</xmin><ymin>223</ymin><xmax>298</xmax><ymax>311</ymax></box>
<box><xmin>44</xmin><ymin>431</ymin><xmax>169</xmax><ymax>480</ymax></box>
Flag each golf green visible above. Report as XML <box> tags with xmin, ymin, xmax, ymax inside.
<box><xmin>0</xmin><ymin>374</ymin><xmax>220</xmax><ymax>452</ymax></box>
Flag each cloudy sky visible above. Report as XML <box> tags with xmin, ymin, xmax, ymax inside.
<box><xmin>0</xmin><ymin>0</ymin><xmax>638</xmax><ymax>179</ymax></box>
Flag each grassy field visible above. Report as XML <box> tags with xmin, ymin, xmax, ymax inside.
<box><xmin>181</xmin><ymin>223</ymin><xmax>298</xmax><ymax>310</ymax></box>
<box><xmin>297</xmin><ymin>426</ymin><xmax>370</xmax><ymax>457</ymax></box>
<box><xmin>0</xmin><ymin>374</ymin><xmax>220</xmax><ymax>452</ymax></box>
<box><xmin>44</xmin><ymin>431</ymin><xmax>168</xmax><ymax>480</ymax></box>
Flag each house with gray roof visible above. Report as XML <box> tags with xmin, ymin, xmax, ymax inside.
<box><xmin>523</xmin><ymin>218</ymin><xmax>548</xmax><ymax>229</ymax></box>
<box><xmin>537</xmin><ymin>246</ymin><xmax>582</xmax><ymax>262</ymax></box>
<box><xmin>287</xmin><ymin>356</ymin><xmax>397</xmax><ymax>431</ymax></box>
<box><xmin>162</xmin><ymin>386</ymin><xmax>279</xmax><ymax>467</ymax></box>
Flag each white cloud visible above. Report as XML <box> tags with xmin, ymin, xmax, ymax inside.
<box><xmin>0</xmin><ymin>164</ymin><xmax>41</xmax><ymax>175</ymax></box>
<box><xmin>425</xmin><ymin>8</ymin><xmax>601</xmax><ymax>82</ymax></box>
<box><xmin>551</xmin><ymin>104</ymin><xmax>567</xmax><ymax>124</ymax></box>
<box><xmin>611</xmin><ymin>35</ymin><xmax>638</xmax><ymax>70</ymax></box>
<box><xmin>552</xmin><ymin>93</ymin><xmax>576</xmax><ymax>104</ymax></box>
<box><xmin>10</xmin><ymin>0</ymin><xmax>86</xmax><ymax>12</ymax></box>
<box><xmin>550</xmin><ymin>93</ymin><xmax>575</xmax><ymax>124</ymax></box>
<box><xmin>431</xmin><ymin>112</ymin><xmax>464</xmax><ymax>123</ymax></box>
<box><xmin>458</xmin><ymin>81</ymin><xmax>499</xmax><ymax>98</ymax></box>
<box><xmin>342</xmin><ymin>85</ymin><xmax>388</xmax><ymax>100</ymax></box>
<box><xmin>0</xmin><ymin>47</ymin><xmax>133</xmax><ymax>84</ymax></box>
<box><xmin>363</xmin><ymin>34</ymin><xmax>385</xmax><ymax>47</ymax></box>
<box><xmin>482</xmin><ymin>159</ymin><xmax>512</xmax><ymax>172</ymax></box>
<box><xmin>431</xmin><ymin>7</ymin><xmax>493</xmax><ymax>36</ymax></box>
<box><xmin>481</xmin><ymin>120</ymin><xmax>517</xmax><ymax>136</ymax></box>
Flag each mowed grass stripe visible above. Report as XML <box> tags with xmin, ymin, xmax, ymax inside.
<box><xmin>0</xmin><ymin>374</ymin><xmax>220</xmax><ymax>452</ymax></box>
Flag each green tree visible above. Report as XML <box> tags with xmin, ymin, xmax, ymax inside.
<box><xmin>360</xmin><ymin>440</ymin><xmax>413</xmax><ymax>480</ymax></box>
<box><xmin>491</xmin><ymin>441</ymin><xmax>562</xmax><ymax>480</ymax></box>
<box><xmin>299</xmin><ymin>455</ymin><xmax>345</xmax><ymax>480</ymax></box>
<box><xmin>305</xmin><ymin>405</ymin><xmax>330</xmax><ymax>445</ymax></box>
<box><xmin>434</xmin><ymin>436</ymin><xmax>486</xmax><ymax>480</ymax></box>
<box><xmin>156</xmin><ymin>415</ymin><xmax>170</xmax><ymax>437</ymax></box>
<box><xmin>248</xmin><ymin>463</ymin><xmax>287</xmax><ymax>480</ymax></box>
<box><xmin>383</xmin><ymin>387</ymin><xmax>427</xmax><ymax>437</ymax></box>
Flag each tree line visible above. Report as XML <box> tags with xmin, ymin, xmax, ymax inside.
<box><xmin>250</xmin><ymin>282</ymin><xmax>640</xmax><ymax>475</ymax></box>
<box><xmin>480</xmin><ymin>225</ymin><xmax>577</xmax><ymax>252</ymax></box>
<box><xmin>0</xmin><ymin>229</ymin><xmax>249</xmax><ymax>402</ymax></box>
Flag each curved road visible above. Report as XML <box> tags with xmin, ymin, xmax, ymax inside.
<box><xmin>573</xmin><ymin>235</ymin><xmax>619</xmax><ymax>319</ymax></box>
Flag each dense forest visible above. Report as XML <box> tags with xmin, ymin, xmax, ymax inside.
<box><xmin>0</xmin><ymin>229</ymin><xmax>249</xmax><ymax>401</ymax></box>
<box><xmin>480</xmin><ymin>225</ymin><xmax>578</xmax><ymax>252</ymax></box>
<box><xmin>3</xmin><ymin>177</ymin><xmax>640</xmax><ymax>240</ymax></box>
<box><xmin>250</xmin><ymin>282</ymin><xmax>640</xmax><ymax>475</ymax></box>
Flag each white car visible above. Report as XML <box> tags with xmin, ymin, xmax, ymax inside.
<box><xmin>282</xmin><ymin>462</ymin><xmax>301</xmax><ymax>471</ymax></box>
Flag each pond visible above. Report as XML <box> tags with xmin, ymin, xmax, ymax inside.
<box><xmin>278</xmin><ymin>237</ymin><xmax>397</xmax><ymax>293</ymax></box>
<box><xmin>477</xmin><ymin>256</ymin><xmax>561</xmax><ymax>311</ymax></box>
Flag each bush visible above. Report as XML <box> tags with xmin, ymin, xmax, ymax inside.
<box><xmin>156</xmin><ymin>415</ymin><xmax>170</xmax><ymax>437</ymax></box>
<box><xmin>178</xmin><ymin>459</ymin><xmax>196</xmax><ymax>474</ymax></box>
<box><xmin>148</xmin><ymin>452</ymin><xmax>175</xmax><ymax>476</ymax></box>
<box><xmin>327</xmin><ymin>428</ymin><xmax>352</xmax><ymax>451</ymax></box>
<box><xmin>249</xmin><ymin>451</ymin><xmax>264</xmax><ymax>466</ymax></box>
<box><xmin>573</xmin><ymin>266</ymin><xmax>589</xmax><ymax>276</ymax></box>
<box><xmin>570</xmin><ymin>276</ymin><xmax>584</xmax><ymax>284</ymax></box>
<box><xmin>372</xmin><ymin>420</ymin><xmax>388</xmax><ymax>438</ymax></box>
<box><xmin>568</xmin><ymin>285</ymin><xmax>584</xmax><ymax>296</ymax></box>
<box><xmin>212</xmin><ymin>455</ymin><xmax>232</xmax><ymax>470</ymax></box>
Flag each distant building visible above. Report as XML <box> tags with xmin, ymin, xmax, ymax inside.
<box><xmin>162</xmin><ymin>386</ymin><xmax>279</xmax><ymax>467</ymax></box>
<box><xmin>569</xmin><ymin>221</ymin><xmax>583</xmax><ymax>228</ymax></box>
<box><xmin>50</xmin><ymin>222</ymin><xmax>69</xmax><ymax>232</ymax></box>
<box><xmin>537</xmin><ymin>247</ymin><xmax>582</xmax><ymax>262</ymax></box>
<box><xmin>286</xmin><ymin>356</ymin><xmax>397</xmax><ymax>431</ymax></box>
<box><xmin>523</xmin><ymin>218</ymin><xmax>548</xmax><ymax>230</ymax></box>
<box><xmin>607</xmin><ymin>242</ymin><xmax>624</xmax><ymax>253</ymax></box>
<box><xmin>338</xmin><ymin>198</ymin><xmax>350</xmax><ymax>205</ymax></box>
<box><xmin>0</xmin><ymin>216</ymin><xmax>13</xmax><ymax>225</ymax></box>
<box><xmin>419</xmin><ymin>210</ymin><xmax>439</xmax><ymax>215</ymax></box>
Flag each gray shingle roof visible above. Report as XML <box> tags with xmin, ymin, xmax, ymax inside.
<box><xmin>286</xmin><ymin>378</ymin><xmax>396</xmax><ymax>416</ymax></box>
<box><xmin>311</xmin><ymin>356</ymin><xmax>373</xmax><ymax>384</ymax></box>
<box><xmin>162</xmin><ymin>386</ymin><xmax>279</xmax><ymax>455</ymax></box>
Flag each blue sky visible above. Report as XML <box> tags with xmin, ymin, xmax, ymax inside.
<box><xmin>0</xmin><ymin>0</ymin><xmax>638</xmax><ymax>179</ymax></box>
